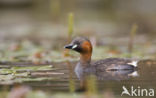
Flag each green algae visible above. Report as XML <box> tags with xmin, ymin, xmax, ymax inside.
<box><xmin>0</xmin><ymin>73</ymin><xmax>58</xmax><ymax>85</ymax></box>
<box><xmin>0</xmin><ymin>65</ymin><xmax>56</xmax><ymax>85</ymax></box>
<box><xmin>11</xmin><ymin>65</ymin><xmax>53</xmax><ymax>71</ymax></box>
<box><xmin>0</xmin><ymin>65</ymin><xmax>53</xmax><ymax>74</ymax></box>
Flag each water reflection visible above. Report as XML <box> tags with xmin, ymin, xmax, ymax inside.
<box><xmin>73</xmin><ymin>60</ymin><xmax>156</xmax><ymax>96</ymax></box>
<box><xmin>75</xmin><ymin>65</ymin><xmax>138</xmax><ymax>91</ymax></box>
<box><xmin>76</xmin><ymin>69</ymin><xmax>138</xmax><ymax>81</ymax></box>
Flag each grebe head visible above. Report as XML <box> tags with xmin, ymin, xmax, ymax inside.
<box><xmin>64</xmin><ymin>37</ymin><xmax>92</xmax><ymax>63</ymax></box>
<box><xmin>64</xmin><ymin>37</ymin><xmax>92</xmax><ymax>54</ymax></box>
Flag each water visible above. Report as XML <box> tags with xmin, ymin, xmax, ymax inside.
<box><xmin>0</xmin><ymin>60</ymin><xmax>156</xmax><ymax>97</ymax></box>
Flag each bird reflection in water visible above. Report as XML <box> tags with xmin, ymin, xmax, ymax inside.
<box><xmin>75</xmin><ymin>68</ymin><xmax>138</xmax><ymax>92</ymax></box>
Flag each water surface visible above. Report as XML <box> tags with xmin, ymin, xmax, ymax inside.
<box><xmin>0</xmin><ymin>60</ymin><xmax>156</xmax><ymax>97</ymax></box>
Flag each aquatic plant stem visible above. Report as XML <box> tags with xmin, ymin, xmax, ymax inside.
<box><xmin>63</xmin><ymin>13</ymin><xmax>74</xmax><ymax>57</ymax></box>
<box><xmin>66</xmin><ymin>61</ymin><xmax>75</xmax><ymax>92</ymax></box>
<box><xmin>128</xmin><ymin>23</ymin><xmax>138</xmax><ymax>57</ymax></box>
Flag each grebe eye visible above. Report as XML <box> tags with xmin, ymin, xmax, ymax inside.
<box><xmin>73</xmin><ymin>41</ymin><xmax>80</xmax><ymax>45</ymax></box>
<box><xmin>76</xmin><ymin>41</ymin><xmax>80</xmax><ymax>45</ymax></box>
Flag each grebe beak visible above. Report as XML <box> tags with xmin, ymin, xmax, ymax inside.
<box><xmin>64</xmin><ymin>44</ymin><xmax>73</xmax><ymax>49</ymax></box>
<box><xmin>64</xmin><ymin>44</ymin><xmax>78</xmax><ymax>50</ymax></box>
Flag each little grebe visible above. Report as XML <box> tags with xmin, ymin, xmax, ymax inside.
<box><xmin>64</xmin><ymin>37</ymin><xmax>138</xmax><ymax>73</ymax></box>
